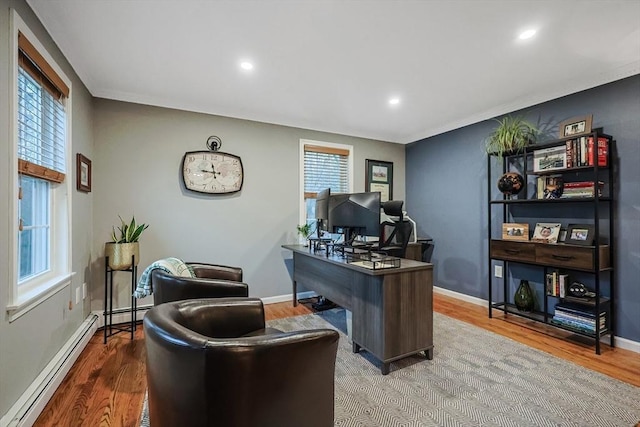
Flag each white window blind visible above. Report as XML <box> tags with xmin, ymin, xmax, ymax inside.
<box><xmin>303</xmin><ymin>144</ymin><xmax>349</xmax><ymax>198</ymax></box>
<box><xmin>17</xmin><ymin>31</ymin><xmax>67</xmax><ymax>183</ymax></box>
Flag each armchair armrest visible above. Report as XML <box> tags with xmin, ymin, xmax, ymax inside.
<box><xmin>151</xmin><ymin>270</ymin><xmax>248</xmax><ymax>305</ymax></box>
<box><xmin>187</xmin><ymin>262</ymin><xmax>243</xmax><ymax>282</ymax></box>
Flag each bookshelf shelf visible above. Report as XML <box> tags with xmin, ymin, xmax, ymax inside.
<box><xmin>487</xmin><ymin>129</ymin><xmax>615</xmax><ymax>355</ymax></box>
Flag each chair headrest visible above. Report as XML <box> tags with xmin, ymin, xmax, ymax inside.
<box><xmin>382</xmin><ymin>200</ymin><xmax>404</xmax><ymax>217</ymax></box>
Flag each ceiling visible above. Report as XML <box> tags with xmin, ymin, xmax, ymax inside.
<box><xmin>26</xmin><ymin>0</ymin><xmax>640</xmax><ymax>144</ymax></box>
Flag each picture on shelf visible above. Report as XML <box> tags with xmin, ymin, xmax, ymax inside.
<box><xmin>559</xmin><ymin>114</ymin><xmax>593</xmax><ymax>138</ymax></box>
<box><xmin>502</xmin><ymin>223</ymin><xmax>529</xmax><ymax>241</ymax></box>
<box><xmin>531</xmin><ymin>222</ymin><xmax>562</xmax><ymax>244</ymax></box>
<box><xmin>533</xmin><ymin>146</ymin><xmax>567</xmax><ymax>172</ymax></box>
<box><xmin>564</xmin><ymin>224</ymin><xmax>595</xmax><ymax>245</ymax></box>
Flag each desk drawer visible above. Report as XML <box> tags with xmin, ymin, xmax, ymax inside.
<box><xmin>490</xmin><ymin>240</ymin><xmax>535</xmax><ymax>263</ymax></box>
<box><xmin>535</xmin><ymin>244</ymin><xmax>610</xmax><ymax>271</ymax></box>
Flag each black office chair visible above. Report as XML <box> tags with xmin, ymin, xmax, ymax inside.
<box><xmin>374</xmin><ymin>200</ymin><xmax>413</xmax><ymax>258</ymax></box>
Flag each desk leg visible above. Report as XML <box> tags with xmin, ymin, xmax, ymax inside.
<box><xmin>352</xmin><ymin>342</ymin><xmax>360</xmax><ymax>353</ymax></box>
<box><xmin>425</xmin><ymin>348</ymin><xmax>434</xmax><ymax>360</ymax></box>
<box><xmin>381</xmin><ymin>363</ymin><xmax>390</xmax><ymax>375</ymax></box>
<box><xmin>292</xmin><ymin>279</ymin><xmax>298</xmax><ymax>307</ymax></box>
<box><xmin>104</xmin><ymin>259</ymin><xmax>108</xmax><ymax>344</ymax></box>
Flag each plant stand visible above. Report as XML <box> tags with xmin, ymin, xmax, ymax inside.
<box><xmin>103</xmin><ymin>255</ymin><xmax>137</xmax><ymax>343</ymax></box>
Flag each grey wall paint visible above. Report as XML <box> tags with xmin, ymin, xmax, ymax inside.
<box><xmin>0</xmin><ymin>0</ymin><xmax>94</xmax><ymax>417</ymax></box>
<box><xmin>407</xmin><ymin>75</ymin><xmax>640</xmax><ymax>342</ymax></box>
<box><xmin>91</xmin><ymin>99</ymin><xmax>405</xmax><ymax>311</ymax></box>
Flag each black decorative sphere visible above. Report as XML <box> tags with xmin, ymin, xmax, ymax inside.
<box><xmin>497</xmin><ymin>172</ymin><xmax>524</xmax><ymax>196</ymax></box>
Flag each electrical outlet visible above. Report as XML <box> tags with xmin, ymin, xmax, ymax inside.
<box><xmin>82</xmin><ymin>282</ymin><xmax>87</xmax><ymax>300</ymax></box>
<box><xmin>75</xmin><ymin>287</ymin><xmax>81</xmax><ymax>305</ymax></box>
<box><xmin>494</xmin><ymin>265</ymin><xmax>503</xmax><ymax>278</ymax></box>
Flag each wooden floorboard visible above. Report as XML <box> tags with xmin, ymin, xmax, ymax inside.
<box><xmin>33</xmin><ymin>294</ymin><xmax>639</xmax><ymax>426</ymax></box>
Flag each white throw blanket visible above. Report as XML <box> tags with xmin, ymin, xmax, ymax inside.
<box><xmin>134</xmin><ymin>257</ymin><xmax>194</xmax><ymax>298</ymax></box>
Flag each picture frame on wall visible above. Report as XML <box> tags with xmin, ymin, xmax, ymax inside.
<box><xmin>564</xmin><ymin>224</ymin><xmax>595</xmax><ymax>246</ymax></box>
<box><xmin>559</xmin><ymin>114</ymin><xmax>593</xmax><ymax>138</ymax></box>
<box><xmin>502</xmin><ymin>223</ymin><xmax>529</xmax><ymax>241</ymax></box>
<box><xmin>76</xmin><ymin>153</ymin><xmax>91</xmax><ymax>192</ymax></box>
<box><xmin>365</xmin><ymin>159</ymin><xmax>393</xmax><ymax>202</ymax></box>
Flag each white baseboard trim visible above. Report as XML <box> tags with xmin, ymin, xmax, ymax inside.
<box><xmin>261</xmin><ymin>291</ymin><xmax>316</xmax><ymax>305</ymax></box>
<box><xmin>0</xmin><ymin>314</ymin><xmax>99</xmax><ymax>427</ymax></box>
<box><xmin>434</xmin><ymin>285</ymin><xmax>639</xmax><ymax>354</ymax></box>
<box><xmin>92</xmin><ymin>304</ymin><xmax>153</xmax><ymax>329</ymax></box>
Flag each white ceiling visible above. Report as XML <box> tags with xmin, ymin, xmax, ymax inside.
<box><xmin>26</xmin><ymin>0</ymin><xmax>640</xmax><ymax>144</ymax></box>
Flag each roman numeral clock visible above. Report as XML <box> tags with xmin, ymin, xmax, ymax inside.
<box><xmin>181</xmin><ymin>136</ymin><xmax>244</xmax><ymax>194</ymax></box>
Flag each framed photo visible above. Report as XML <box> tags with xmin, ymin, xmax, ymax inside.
<box><xmin>365</xmin><ymin>159</ymin><xmax>393</xmax><ymax>202</ymax></box>
<box><xmin>565</xmin><ymin>224</ymin><xmax>595</xmax><ymax>246</ymax></box>
<box><xmin>533</xmin><ymin>146</ymin><xmax>567</xmax><ymax>172</ymax></box>
<box><xmin>559</xmin><ymin>114</ymin><xmax>593</xmax><ymax>138</ymax></box>
<box><xmin>502</xmin><ymin>223</ymin><xmax>529</xmax><ymax>241</ymax></box>
<box><xmin>531</xmin><ymin>222</ymin><xmax>562</xmax><ymax>244</ymax></box>
<box><xmin>76</xmin><ymin>153</ymin><xmax>91</xmax><ymax>192</ymax></box>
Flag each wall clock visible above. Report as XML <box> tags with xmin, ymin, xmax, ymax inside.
<box><xmin>181</xmin><ymin>136</ymin><xmax>244</xmax><ymax>194</ymax></box>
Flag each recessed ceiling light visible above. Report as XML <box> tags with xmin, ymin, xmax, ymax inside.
<box><xmin>518</xmin><ymin>29</ymin><xmax>537</xmax><ymax>40</ymax></box>
<box><xmin>389</xmin><ymin>98</ymin><xmax>400</xmax><ymax>105</ymax></box>
<box><xmin>240</xmin><ymin>61</ymin><xmax>254</xmax><ymax>71</ymax></box>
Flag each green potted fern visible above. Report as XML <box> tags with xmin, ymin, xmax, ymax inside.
<box><xmin>105</xmin><ymin>216</ymin><xmax>149</xmax><ymax>270</ymax></box>
<box><xmin>485</xmin><ymin>116</ymin><xmax>538</xmax><ymax>158</ymax></box>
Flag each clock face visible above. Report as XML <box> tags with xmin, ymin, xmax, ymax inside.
<box><xmin>182</xmin><ymin>151</ymin><xmax>244</xmax><ymax>194</ymax></box>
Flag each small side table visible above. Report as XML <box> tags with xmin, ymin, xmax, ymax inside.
<box><xmin>103</xmin><ymin>255</ymin><xmax>137</xmax><ymax>343</ymax></box>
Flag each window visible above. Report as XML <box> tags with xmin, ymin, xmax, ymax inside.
<box><xmin>8</xmin><ymin>13</ymin><xmax>72</xmax><ymax>319</ymax></box>
<box><xmin>300</xmin><ymin>140</ymin><xmax>353</xmax><ymax>230</ymax></box>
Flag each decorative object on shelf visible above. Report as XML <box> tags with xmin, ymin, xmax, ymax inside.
<box><xmin>569</xmin><ymin>281</ymin><xmax>597</xmax><ymax>298</ymax></box>
<box><xmin>76</xmin><ymin>153</ymin><xmax>91</xmax><ymax>192</ymax></box>
<box><xmin>105</xmin><ymin>215</ymin><xmax>149</xmax><ymax>270</ymax></box>
<box><xmin>531</xmin><ymin>222</ymin><xmax>562</xmax><ymax>244</ymax></box>
<box><xmin>182</xmin><ymin>136</ymin><xmax>244</xmax><ymax>194</ymax></box>
<box><xmin>296</xmin><ymin>223</ymin><xmax>312</xmax><ymax>246</ymax></box>
<box><xmin>543</xmin><ymin>175</ymin><xmax>564</xmax><ymax>199</ymax></box>
<box><xmin>514</xmin><ymin>279</ymin><xmax>535</xmax><ymax>312</ymax></box>
<box><xmin>502</xmin><ymin>223</ymin><xmax>529</xmax><ymax>241</ymax></box>
<box><xmin>365</xmin><ymin>159</ymin><xmax>393</xmax><ymax>202</ymax></box>
<box><xmin>533</xmin><ymin>146</ymin><xmax>567</xmax><ymax>172</ymax></box>
<box><xmin>564</xmin><ymin>224</ymin><xmax>595</xmax><ymax>245</ymax></box>
<box><xmin>485</xmin><ymin>115</ymin><xmax>538</xmax><ymax>158</ymax></box>
<box><xmin>497</xmin><ymin>172</ymin><xmax>524</xmax><ymax>197</ymax></box>
<box><xmin>559</xmin><ymin>114</ymin><xmax>593</xmax><ymax>138</ymax></box>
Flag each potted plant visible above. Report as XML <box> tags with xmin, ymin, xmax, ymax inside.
<box><xmin>296</xmin><ymin>223</ymin><xmax>312</xmax><ymax>246</ymax></box>
<box><xmin>485</xmin><ymin>116</ymin><xmax>538</xmax><ymax>158</ymax></box>
<box><xmin>105</xmin><ymin>216</ymin><xmax>149</xmax><ymax>270</ymax></box>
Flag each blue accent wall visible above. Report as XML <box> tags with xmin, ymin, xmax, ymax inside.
<box><xmin>406</xmin><ymin>75</ymin><xmax>640</xmax><ymax>342</ymax></box>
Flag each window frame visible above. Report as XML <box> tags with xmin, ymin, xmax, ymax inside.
<box><xmin>299</xmin><ymin>139</ymin><xmax>354</xmax><ymax>232</ymax></box>
<box><xmin>7</xmin><ymin>10</ymin><xmax>74</xmax><ymax>321</ymax></box>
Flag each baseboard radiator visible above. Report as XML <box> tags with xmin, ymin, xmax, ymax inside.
<box><xmin>0</xmin><ymin>314</ymin><xmax>98</xmax><ymax>427</ymax></box>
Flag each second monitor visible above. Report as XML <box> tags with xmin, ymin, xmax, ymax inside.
<box><xmin>328</xmin><ymin>191</ymin><xmax>381</xmax><ymax>245</ymax></box>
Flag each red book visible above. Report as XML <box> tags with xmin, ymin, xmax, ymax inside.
<box><xmin>566</xmin><ymin>140</ymin><xmax>574</xmax><ymax>168</ymax></box>
<box><xmin>587</xmin><ymin>137</ymin><xmax>594</xmax><ymax>166</ymax></box>
<box><xmin>597</xmin><ymin>137</ymin><xmax>609</xmax><ymax>167</ymax></box>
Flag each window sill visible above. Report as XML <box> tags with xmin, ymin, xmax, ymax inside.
<box><xmin>6</xmin><ymin>272</ymin><xmax>75</xmax><ymax>322</ymax></box>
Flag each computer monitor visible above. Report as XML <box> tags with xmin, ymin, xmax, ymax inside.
<box><xmin>315</xmin><ymin>188</ymin><xmax>330</xmax><ymax>236</ymax></box>
<box><xmin>328</xmin><ymin>191</ymin><xmax>381</xmax><ymax>244</ymax></box>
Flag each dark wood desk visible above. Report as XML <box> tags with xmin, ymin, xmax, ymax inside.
<box><xmin>282</xmin><ymin>244</ymin><xmax>433</xmax><ymax>374</ymax></box>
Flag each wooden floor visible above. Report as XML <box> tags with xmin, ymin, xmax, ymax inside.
<box><xmin>34</xmin><ymin>293</ymin><xmax>640</xmax><ymax>427</ymax></box>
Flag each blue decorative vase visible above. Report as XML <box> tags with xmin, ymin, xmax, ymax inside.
<box><xmin>514</xmin><ymin>280</ymin><xmax>534</xmax><ymax>312</ymax></box>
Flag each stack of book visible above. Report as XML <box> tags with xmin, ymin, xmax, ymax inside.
<box><xmin>551</xmin><ymin>302</ymin><xmax>607</xmax><ymax>335</ymax></box>
<box><xmin>560</xmin><ymin>181</ymin><xmax>604</xmax><ymax>198</ymax></box>
<box><xmin>546</xmin><ymin>271</ymin><xmax>569</xmax><ymax>297</ymax></box>
<box><xmin>565</xmin><ymin>136</ymin><xmax>609</xmax><ymax>168</ymax></box>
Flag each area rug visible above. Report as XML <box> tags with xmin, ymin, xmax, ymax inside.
<box><xmin>140</xmin><ymin>309</ymin><xmax>640</xmax><ymax>426</ymax></box>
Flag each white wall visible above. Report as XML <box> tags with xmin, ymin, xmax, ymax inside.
<box><xmin>91</xmin><ymin>99</ymin><xmax>405</xmax><ymax>309</ymax></box>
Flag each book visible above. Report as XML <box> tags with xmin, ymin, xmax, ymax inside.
<box><xmin>565</xmin><ymin>140</ymin><xmax>574</xmax><ymax>168</ymax></box>
<box><xmin>562</xmin><ymin>295</ymin><xmax>610</xmax><ymax>307</ymax></box>
<box><xmin>587</xmin><ymin>136</ymin><xmax>609</xmax><ymax>167</ymax></box>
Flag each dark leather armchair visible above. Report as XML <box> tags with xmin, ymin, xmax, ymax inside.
<box><xmin>151</xmin><ymin>262</ymin><xmax>248</xmax><ymax>305</ymax></box>
<box><xmin>144</xmin><ymin>298</ymin><xmax>340</xmax><ymax>427</ymax></box>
